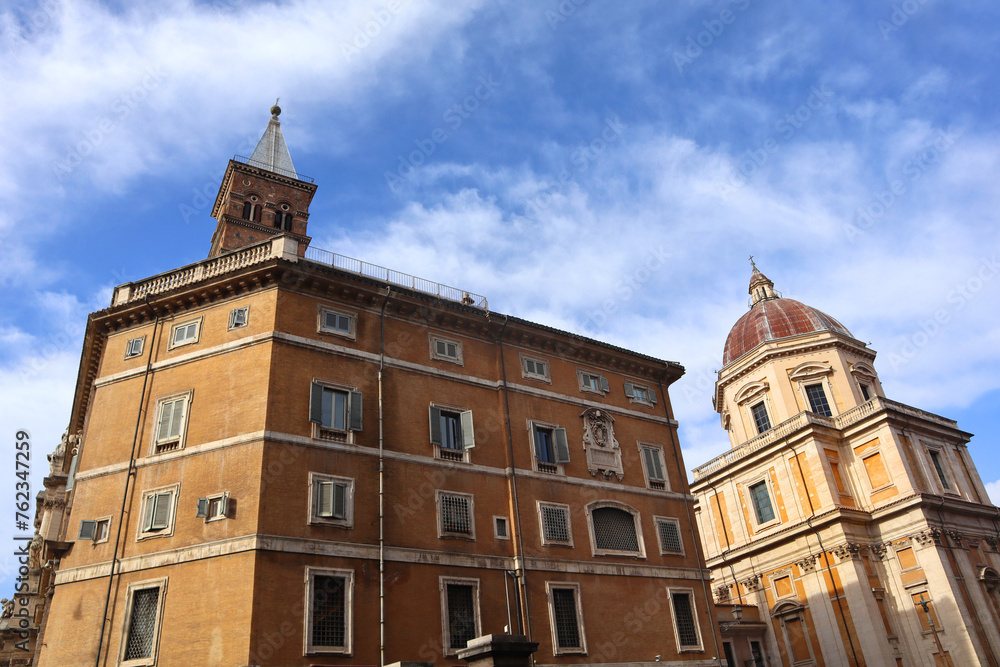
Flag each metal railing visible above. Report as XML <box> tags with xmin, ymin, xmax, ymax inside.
<box><xmin>233</xmin><ymin>154</ymin><xmax>314</xmax><ymax>183</ymax></box>
<box><xmin>304</xmin><ymin>246</ymin><xmax>488</xmax><ymax>310</ymax></box>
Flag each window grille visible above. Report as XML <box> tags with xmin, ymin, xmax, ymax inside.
<box><xmin>552</xmin><ymin>588</ymin><xmax>582</xmax><ymax>648</ymax></box>
<box><xmin>657</xmin><ymin>518</ymin><xmax>682</xmax><ymax>553</ymax></box>
<box><xmin>446</xmin><ymin>584</ymin><xmax>476</xmax><ymax>649</ymax></box>
<box><xmin>805</xmin><ymin>384</ymin><xmax>832</xmax><ymax>417</ymax></box>
<box><xmin>591</xmin><ymin>507</ymin><xmax>639</xmax><ymax>552</ymax></box>
<box><xmin>311</xmin><ymin>575</ymin><xmax>346</xmax><ymax>648</ymax></box>
<box><xmin>751</xmin><ymin>402</ymin><xmax>771</xmax><ymax>433</ymax></box>
<box><xmin>441</xmin><ymin>494</ymin><xmax>472</xmax><ymax>534</ymax></box>
<box><xmin>671</xmin><ymin>592</ymin><xmax>699</xmax><ymax>647</ymax></box>
<box><xmin>541</xmin><ymin>505</ymin><xmax>570</xmax><ymax>543</ymax></box>
<box><xmin>124</xmin><ymin>587</ymin><xmax>159</xmax><ymax>660</ymax></box>
<box><xmin>494</xmin><ymin>517</ymin><xmax>508</xmax><ymax>538</ymax></box>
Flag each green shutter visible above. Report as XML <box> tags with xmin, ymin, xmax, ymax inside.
<box><xmin>599</xmin><ymin>376</ymin><xmax>610</xmax><ymax>393</ymax></box>
<box><xmin>78</xmin><ymin>520</ymin><xmax>97</xmax><ymax>540</ymax></box>
<box><xmin>333</xmin><ymin>483</ymin><xmax>347</xmax><ymax>519</ymax></box>
<box><xmin>648</xmin><ymin>387</ymin><xmax>657</xmax><ymax>404</ymax></box>
<box><xmin>554</xmin><ymin>428</ymin><xmax>570</xmax><ymax>463</ymax></box>
<box><xmin>196</xmin><ymin>498</ymin><xmax>208</xmax><ymax>518</ymax></box>
<box><xmin>429</xmin><ymin>406</ymin><xmax>443</xmax><ymax>445</ymax></box>
<box><xmin>150</xmin><ymin>493</ymin><xmax>171</xmax><ymax>530</ymax></box>
<box><xmin>460</xmin><ymin>410</ymin><xmax>475</xmax><ymax>450</ymax></box>
<box><xmin>349</xmin><ymin>391</ymin><xmax>363</xmax><ymax>431</ymax></box>
<box><xmin>624</xmin><ymin>382</ymin><xmax>635</xmax><ymax>398</ymax></box>
<box><xmin>309</xmin><ymin>382</ymin><xmax>324</xmax><ymax>424</ymax></box>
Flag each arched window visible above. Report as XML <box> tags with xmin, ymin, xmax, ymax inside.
<box><xmin>242</xmin><ymin>201</ymin><xmax>253</xmax><ymax>220</ymax></box>
<box><xmin>273</xmin><ymin>211</ymin><xmax>293</xmax><ymax>231</ymax></box>
<box><xmin>273</xmin><ymin>211</ymin><xmax>284</xmax><ymax>229</ymax></box>
<box><xmin>586</xmin><ymin>502</ymin><xmax>644</xmax><ymax>557</ymax></box>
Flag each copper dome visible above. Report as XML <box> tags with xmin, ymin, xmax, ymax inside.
<box><xmin>723</xmin><ymin>297</ymin><xmax>852</xmax><ymax>366</ymax></box>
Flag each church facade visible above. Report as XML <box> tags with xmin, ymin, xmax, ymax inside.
<box><xmin>691</xmin><ymin>268</ymin><xmax>1000</xmax><ymax>667</ymax></box>
<box><xmin>27</xmin><ymin>109</ymin><xmax>724</xmax><ymax>666</ymax></box>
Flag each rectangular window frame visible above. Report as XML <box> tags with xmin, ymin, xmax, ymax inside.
<box><xmin>927</xmin><ymin>447</ymin><xmax>954</xmax><ymax>494</ymax></box>
<box><xmin>439</xmin><ymin>576</ymin><xmax>482</xmax><ymax>656</ymax></box>
<box><xmin>520</xmin><ymin>354</ymin><xmax>551</xmax><ymax>382</ymax></box>
<box><xmin>125</xmin><ymin>336</ymin><xmax>145</xmax><ymax>359</ymax></box>
<box><xmin>586</xmin><ymin>503</ymin><xmax>647</xmax><ymax>559</ymax></box>
<box><xmin>667</xmin><ymin>587</ymin><xmax>704</xmax><ymax>652</ymax></box>
<box><xmin>136</xmin><ymin>484</ymin><xmax>179</xmax><ymax>541</ymax></box>
<box><xmin>537</xmin><ymin>501</ymin><xmax>574</xmax><ymax>547</ymax></box>
<box><xmin>436</xmin><ymin>490</ymin><xmax>476</xmax><ymax>541</ymax></box>
<box><xmin>493</xmin><ymin>515</ymin><xmax>510</xmax><ymax>540</ymax></box>
<box><xmin>860</xmin><ymin>448</ymin><xmax>894</xmax><ymax>494</ymax></box>
<box><xmin>150</xmin><ymin>390</ymin><xmax>193</xmax><ymax>455</ymax></box>
<box><xmin>529</xmin><ymin>420</ymin><xmax>569</xmax><ymax>475</ymax></box>
<box><xmin>624</xmin><ymin>381</ymin><xmax>657</xmax><ymax>407</ymax></box>
<box><xmin>429</xmin><ymin>333</ymin><xmax>464</xmax><ymax>365</ymax></box>
<box><xmin>638</xmin><ymin>443</ymin><xmax>669</xmax><ymax>491</ymax></box>
<box><xmin>309</xmin><ymin>380</ymin><xmax>362</xmax><ymax>443</ymax></box>
<box><xmin>304</xmin><ymin>567</ymin><xmax>354</xmax><ymax>655</ymax></box>
<box><xmin>545</xmin><ymin>582</ymin><xmax>587</xmax><ymax>655</ymax></box>
<box><xmin>118</xmin><ymin>577</ymin><xmax>168</xmax><ymax>667</ymax></box>
<box><xmin>749</xmin><ymin>401</ymin><xmax>772</xmax><ymax>435</ymax></box>
<box><xmin>654</xmin><ymin>516</ymin><xmax>684</xmax><ymax>556</ymax></box>
<box><xmin>196</xmin><ymin>492</ymin><xmax>230</xmax><ymax>523</ymax></box>
<box><xmin>577</xmin><ymin>369</ymin><xmax>609</xmax><ymax>396</ymax></box>
<box><xmin>167</xmin><ymin>317</ymin><xmax>202</xmax><ymax>350</ymax></box>
<box><xmin>803</xmin><ymin>382</ymin><xmax>834</xmax><ymax>417</ymax></box>
<box><xmin>317</xmin><ymin>305</ymin><xmax>357</xmax><ymax>340</ymax></box>
<box><xmin>429</xmin><ymin>403</ymin><xmax>475</xmax><ymax>463</ymax></box>
<box><xmin>308</xmin><ymin>473</ymin><xmax>355</xmax><ymax>529</ymax></box>
<box><xmin>746</xmin><ymin>477</ymin><xmax>778</xmax><ymax>528</ymax></box>
<box><xmin>228</xmin><ymin>306</ymin><xmax>250</xmax><ymax>330</ymax></box>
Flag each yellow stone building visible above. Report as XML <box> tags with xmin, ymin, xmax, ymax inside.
<box><xmin>691</xmin><ymin>267</ymin><xmax>1000</xmax><ymax>666</ymax></box>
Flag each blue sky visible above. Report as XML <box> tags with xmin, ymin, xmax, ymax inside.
<box><xmin>1</xmin><ymin>0</ymin><xmax>999</xmax><ymax>591</ymax></box>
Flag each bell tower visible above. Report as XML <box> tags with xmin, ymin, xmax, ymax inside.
<box><xmin>208</xmin><ymin>103</ymin><xmax>318</xmax><ymax>258</ymax></box>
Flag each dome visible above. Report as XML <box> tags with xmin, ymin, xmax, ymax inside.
<box><xmin>723</xmin><ymin>267</ymin><xmax>852</xmax><ymax>366</ymax></box>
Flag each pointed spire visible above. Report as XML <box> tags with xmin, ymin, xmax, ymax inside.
<box><xmin>248</xmin><ymin>101</ymin><xmax>298</xmax><ymax>180</ymax></box>
<box><xmin>748</xmin><ymin>257</ymin><xmax>779</xmax><ymax>306</ymax></box>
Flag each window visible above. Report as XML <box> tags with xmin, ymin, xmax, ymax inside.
<box><xmin>196</xmin><ymin>493</ymin><xmax>229</xmax><ymax>522</ymax></box>
<box><xmin>494</xmin><ymin>516</ymin><xmax>509</xmax><ymax>540</ymax></box>
<box><xmin>859</xmin><ymin>383</ymin><xmax>871</xmax><ymax>401</ymax></box>
<box><xmin>625</xmin><ymin>381</ymin><xmax>657</xmax><ymax>406</ymax></box>
<box><xmin>521</xmin><ymin>355</ymin><xmax>550</xmax><ymax>381</ymax></box>
<box><xmin>437</xmin><ymin>491</ymin><xmax>475</xmax><ymax>539</ymax></box>
<box><xmin>532</xmin><ymin>422</ymin><xmax>569</xmax><ymax>473</ymax></box>
<box><xmin>655</xmin><ymin>517</ymin><xmax>683</xmax><ymax>555</ymax></box>
<box><xmin>748</xmin><ymin>480</ymin><xmax>775</xmax><ymax>524</ymax></box>
<box><xmin>309</xmin><ymin>382</ymin><xmax>362</xmax><ymax>440</ymax></box>
<box><xmin>273</xmin><ymin>210</ymin><xmax>293</xmax><ymax>231</ymax></box>
<box><xmin>805</xmin><ymin>383</ymin><xmax>832</xmax><ymax>417</ymax></box>
<box><xmin>430</xmin><ymin>335</ymin><xmax>463</xmax><ymax>364</ymax></box>
<box><xmin>305</xmin><ymin>568</ymin><xmax>353</xmax><ymax>654</ymax></box>
<box><xmin>120</xmin><ymin>579</ymin><xmax>166</xmax><ymax>666</ymax></box>
<box><xmin>125</xmin><ymin>337</ymin><xmax>144</xmax><ymax>359</ymax></box>
<box><xmin>78</xmin><ymin>517</ymin><xmax>111</xmax><ymax>543</ymax></box>
<box><xmin>668</xmin><ymin>589</ymin><xmax>703</xmax><ymax>651</ymax></box>
<box><xmin>578</xmin><ymin>370</ymin><xmax>609</xmax><ymax>395</ymax></box>
<box><xmin>169</xmin><ymin>318</ymin><xmax>201</xmax><ymax>349</ymax></box>
<box><xmin>241</xmin><ymin>196</ymin><xmax>262</xmax><ymax>223</ymax></box>
<box><xmin>319</xmin><ymin>307</ymin><xmax>355</xmax><ymax>339</ymax></box>
<box><xmin>440</xmin><ymin>578</ymin><xmax>481</xmax><ymax>654</ymax></box>
<box><xmin>152</xmin><ymin>391</ymin><xmax>192</xmax><ymax>454</ymax></box>
<box><xmin>640</xmin><ymin>444</ymin><xmax>668</xmax><ymax>490</ymax></box>
<box><xmin>309</xmin><ymin>473</ymin><xmax>354</xmax><ymax>528</ymax></box>
<box><xmin>228</xmin><ymin>307</ymin><xmax>249</xmax><ymax>329</ymax></box>
<box><xmin>546</xmin><ymin>583</ymin><xmax>586</xmax><ymax>654</ymax></box>
<box><xmin>929</xmin><ymin>450</ymin><xmax>950</xmax><ymax>490</ymax></box>
<box><xmin>750</xmin><ymin>401</ymin><xmax>771</xmax><ymax>434</ymax></box>
<box><xmin>429</xmin><ymin>405</ymin><xmax>475</xmax><ymax>461</ymax></box>
<box><xmin>587</xmin><ymin>503</ymin><xmax>644</xmax><ymax>557</ymax></box>
<box><xmin>137</xmin><ymin>486</ymin><xmax>178</xmax><ymax>540</ymax></box>
<box><xmin>538</xmin><ymin>502</ymin><xmax>573</xmax><ymax>546</ymax></box>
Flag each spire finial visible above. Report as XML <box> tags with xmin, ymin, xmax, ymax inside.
<box><xmin>270</xmin><ymin>97</ymin><xmax>281</xmax><ymax>118</ymax></box>
<box><xmin>749</xmin><ymin>255</ymin><xmax>757</xmax><ymax>271</ymax></box>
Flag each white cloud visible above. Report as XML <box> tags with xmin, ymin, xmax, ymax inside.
<box><xmin>986</xmin><ymin>479</ymin><xmax>1000</xmax><ymax>507</ymax></box>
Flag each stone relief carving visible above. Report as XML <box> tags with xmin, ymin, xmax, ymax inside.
<box><xmin>580</xmin><ymin>408</ymin><xmax>624</xmax><ymax>480</ymax></box>
<box><xmin>796</xmin><ymin>554</ymin><xmax>819</xmax><ymax>573</ymax></box>
<box><xmin>910</xmin><ymin>528</ymin><xmax>942</xmax><ymax>547</ymax></box>
<box><xmin>740</xmin><ymin>574</ymin><xmax>762</xmax><ymax>593</ymax></box>
<box><xmin>831</xmin><ymin>542</ymin><xmax>865</xmax><ymax>561</ymax></box>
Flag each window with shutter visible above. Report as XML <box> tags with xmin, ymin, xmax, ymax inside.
<box><xmin>309</xmin><ymin>383</ymin><xmax>362</xmax><ymax>439</ymax></box>
<box><xmin>589</xmin><ymin>505</ymin><xmax>643</xmax><ymax>556</ymax></box>
<box><xmin>95</xmin><ymin>518</ymin><xmax>110</xmax><ymax>543</ymax></box>
<box><xmin>438</xmin><ymin>492</ymin><xmax>474</xmax><ymax>538</ymax></box>
<box><xmin>310</xmin><ymin>474</ymin><xmax>354</xmax><ymax>527</ymax></box>
<box><xmin>430</xmin><ymin>335</ymin><xmax>463</xmax><ymax>364</ymax></box>
<box><xmin>153</xmin><ymin>393</ymin><xmax>191</xmax><ymax>453</ymax></box>
<box><xmin>228</xmin><ymin>307</ymin><xmax>249</xmax><ymax>329</ymax></box>
<box><xmin>306</xmin><ymin>568</ymin><xmax>353</xmax><ymax>654</ymax></box>
<box><xmin>641</xmin><ymin>446</ymin><xmax>666</xmax><ymax>489</ymax></box>
<box><xmin>319</xmin><ymin>308</ymin><xmax>355</xmax><ymax>338</ymax></box>
<box><xmin>137</xmin><ymin>487</ymin><xmax>177</xmax><ymax>539</ymax></box>
<box><xmin>549</xmin><ymin>585</ymin><xmax>585</xmax><ymax>652</ymax></box>
<box><xmin>169</xmin><ymin>320</ymin><xmax>201</xmax><ymax>348</ymax></box>
<box><xmin>125</xmin><ymin>337</ymin><xmax>144</xmax><ymax>359</ymax></box>
<box><xmin>522</xmin><ymin>356</ymin><xmax>550</xmax><ymax>381</ymax></box>
<box><xmin>656</xmin><ymin>517</ymin><xmax>683</xmax><ymax>554</ymax></box>
<box><xmin>539</xmin><ymin>503</ymin><xmax>572</xmax><ymax>546</ymax></box>
<box><xmin>79</xmin><ymin>520</ymin><xmax>97</xmax><ymax>540</ymax></box>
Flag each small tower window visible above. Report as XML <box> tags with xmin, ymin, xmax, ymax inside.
<box><xmin>273</xmin><ymin>211</ymin><xmax>293</xmax><ymax>231</ymax></box>
<box><xmin>242</xmin><ymin>201</ymin><xmax>253</xmax><ymax>220</ymax></box>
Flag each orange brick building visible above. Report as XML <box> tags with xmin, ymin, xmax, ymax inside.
<box><xmin>31</xmin><ymin>108</ymin><xmax>724</xmax><ymax>667</ymax></box>
<box><xmin>692</xmin><ymin>267</ymin><xmax>1000</xmax><ymax>667</ymax></box>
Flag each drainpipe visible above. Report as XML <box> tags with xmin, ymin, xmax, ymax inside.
<box><xmin>94</xmin><ymin>299</ymin><xmax>160</xmax><ymax>667</ymax></box>
<box><xmin>378</xmin><ymin>287</ymin><xmax>391</xmax><ymax>666</ymax></box>
<box><xmin>657</xmin><ymin>373</ymin><xmax>725</xmax><ymax>667</ymax></box>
